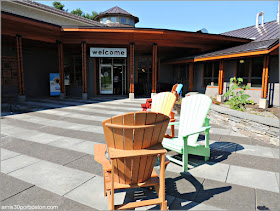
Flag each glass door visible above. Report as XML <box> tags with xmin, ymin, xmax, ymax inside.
<box><xmin>100</xmin><ymin>65</ymin><xmax>113</xmax><ymax>94</ymax></box>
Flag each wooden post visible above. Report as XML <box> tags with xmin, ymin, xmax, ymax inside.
<box><xmin>129</xmin><ymin>42</ymin><xmax>135</xmax><ymax>93</ymax></box>
<box><xmin>234</xmin><ymin>60</ymin><xmax>237</xmax><ymax>78</ymax></box>
<box><xmin>218</xmin><ymin>60</ymin><xmax>224</xmax><ymax>95</ymax></box>
<box><xmin>81</xmin><ymin>41</ymin><xmax>87</xmax><ymax>93</ymax></box>
<box><xmin>158</xmin><ymin>58</ymin><xmax>161</xmax><ymax>84</ymax></box>
<box><xmin>211</xmin><ymin>63</ymin><xmax>214</xmax><ymax>86</ymax></box>
<box><xmin>57</xmin><ymin>41</ymin><xmax>64</xmax><ymax>94</ymax></box>
<box><xmin>261</xmin><ymin>55</ymin><xmax>269</xmax><ymax>98</ymax></box>
<box><xmin>16</xmin><ymin>35</ymin><xmax>24</xmax><ymax>95</ymax></box>
<box><xmin>152</xmin><ymin>43</ymin><xmax>158</xmax><ymax>93</ymax></box>
<box><xmin>188</xmin><ymin>63</ymin><xmax>194</xmax><ymax>92</ymax></box>
<box><xmin>127</xmin><ymin>54</ymin><xmax>130</xmax><ymax>94</ymax></box>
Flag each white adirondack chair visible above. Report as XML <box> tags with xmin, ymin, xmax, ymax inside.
<box><xmin>162</xmin><ymin>94</ymin><xmax>212</xmax><ymax>172</ymax></box>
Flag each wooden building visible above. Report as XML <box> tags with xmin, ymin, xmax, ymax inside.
<box><xmin>1</xmin><ymin>1</ymin><xmax>279</xmax><ymax>108</ymax></box>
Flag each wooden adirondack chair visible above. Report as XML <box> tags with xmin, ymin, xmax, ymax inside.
<box><xmin>141</xmin><ymin>84</ymin><xmax>179</xmax><ymax>111</ymax></box>
<box><xmin>162</xmin><ymin>94</ymin><xmax>212</xmax><ymax>172</ymax></box>
<box><xmin>151</xmin><ymin>92</ymin><xmax>177</xmax><ymax>138</ymax></box>
<box><xmin>94</xmin><ymin>111</ymin><xmax>170</xmax><ymax>210</ymax></box>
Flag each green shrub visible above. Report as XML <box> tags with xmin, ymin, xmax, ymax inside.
<box><xmin>223</xmin><ymin>77</ymin><xmax>251</xmax><ymax>111</ymax></box>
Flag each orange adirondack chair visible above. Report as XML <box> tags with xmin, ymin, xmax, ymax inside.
<box><xmin>141</xmin><ymin>84</ymin><xmax>179</xmax><ymax>111</ymax></box>
<box><xmin>94</xmin><ymin>111</ymin><xmax>170</xmax><ymax>210</ymax></box>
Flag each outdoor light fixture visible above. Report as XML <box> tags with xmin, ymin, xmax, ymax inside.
<box><xmin>240</xmin><ymin>59</ymin><xmax>245</xmax><ymax>64</ymax></box>
<box><xmin>142</xmin><ymin>69</ymin><xmax>145</xmax><ymax>72</ymax></box>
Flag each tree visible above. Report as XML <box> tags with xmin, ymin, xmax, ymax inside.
<box><xmin>71</xmin><ymin>8</ymin><xmax>83</xmax><ymax>16</ymax></box>
<box><xmin>53</xmin><ymin>1</ymin><xmax>65</xmax><ymax>11</ymax></box>
<box><xmin>82</xmin><ymin>11</ymin><xmax>99</xmax><ymax>20</ymax></box>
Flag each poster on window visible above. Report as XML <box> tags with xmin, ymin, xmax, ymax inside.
<box><xmin>50</xmin><ymin>73</ymin><xmax>60</xmax><ymax>96</ymax></box>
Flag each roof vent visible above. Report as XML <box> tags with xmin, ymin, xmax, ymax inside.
<box><xmin>256</xmin><ymin>12</ymin><xmax>264</xmax><ymax>27</ymax></box>
<box><xmin>196</xmin><ymin>28</ymin><xmax>208</xmax><ymax>33</ymax></box>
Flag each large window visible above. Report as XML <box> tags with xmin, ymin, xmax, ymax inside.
<box><xmin>203</xmin><ymin>62</ymin><xmax>219</xmax><ymax>86</ymax></box>
<box><xmin>251</xmin><ymin>57</ymin><xmax>263</xmax><ymax>87</ymax></box>
<box><xmin>237</xmin><ymin>59</ymin><xmax>250</xmax><ymax>85</ymax></box>
<box><xmin>121</xmin><ymin>18</ymin><xmax>126</xmax><ymax>24</ymax></box>
<box><xmin>64</xmin><ymin>55</ymin><xmax>82</xmax><ymax>86</ymax></box>
<box><xmin>129</xmin><ymin>19</ymin><xmax>134</xmax><ymax>26</ymax></box>
<box><xmin>111</xmin><ymin>17</ymin><xmax>116</xmax><ymax>23</ymax></box>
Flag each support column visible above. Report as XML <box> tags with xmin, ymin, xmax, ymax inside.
<box><xmin>16</xmin><ymin>34</ymin><xmax>25</xmax><ymax>102</ymax></box>
<box><xmin>129</xmin><ymin>42</ymin><xmax>135</xmax><ymax>99</ymax></box>
<box><xmin>57</xmin><ymin>41</ymin><xmax>65</xmax><ymax>99</ymax></box>
<box><xmin>217</xmin><ymin>60</ymin><xmax>224</xmax><ymax>102</ymax></box>
<box><xmin>260</xmin><ymin>55</ymin><xmax>269</xmax><ymax>109</ymax></box>
<box><xmin>188</xmin><ymin>63</ymin><xmax>194</xmax><ymax>92</ymax></box>
<box><xmin>152</xmin><ymin>43</ymin><xmax>158</xmax><ymax>97</ymax></box>
<box><xmin>81</xmin><ymin>41</ymin><xmax>87</xmax><ymax>100</ymax></box>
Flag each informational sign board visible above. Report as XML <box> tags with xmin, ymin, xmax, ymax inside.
<box><xmin>90</xmin><ymin>48</ymin><xmax>127</xmax><ymax>57</ymax></box>
<box><xmin>50</xmin><ymin>73</ymin><xmax>60</xmax><ymax>96</ymax></box>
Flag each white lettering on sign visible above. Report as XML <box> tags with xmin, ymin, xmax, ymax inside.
<box><xmin>90</xmin><ymin>48</ymin><xmax>127</xmax><ymax>57</ymax></box>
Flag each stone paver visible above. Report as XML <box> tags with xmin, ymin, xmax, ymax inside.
<box><xmin>256</xmin><ymin>189</ymin><xmax>280</xmax><ymax>211</ymax></box>
<box><xmin>169</xmin><ymin>197</ymin><xmax>224</xmax><ymax>210</ymax></box>
<box><xmin>8</xmin><ymin>160</ymin><xmax>94</xmax><ymax>196</ymax></box>
<box><xmin>236</xmin><ymin>143</ymin><xmax>275</xmax><ymax>158</ymax></box>
<box><xmin>226</xmin><ymin>165</ymin><xmax>279</xmax><ymax>193</ymax></box>
<box><xmin>1</xmin><ymin>153</ymin><xmax>40</xmax><ymax>174</ymax></box>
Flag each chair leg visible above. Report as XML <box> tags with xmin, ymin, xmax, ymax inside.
<box><xmin>171</xmin><ymin>125</ymin><xmax>175</xmax><ymax>138</ymax></box>
<box><xmin>103</xmin><ymin>170</ymin><xmax>107</xmax><ymax>196</ymax></box>
<box><xmin>183</xmin><ymin>139</ymin><xmax>188</xmax><ymax>172</ymax></box>
<box><xmin>161</xmin><ymin>200</ymin><xmax>167</xmax><ymax>210</ymax></box>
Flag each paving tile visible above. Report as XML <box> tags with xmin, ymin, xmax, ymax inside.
<box><xmin>209</xmin><ymin>141</ymin><xmax>238</xmax><ymax>153</ymax></box>
<box><xmin>36</xmin><ymin>126</ymin><xmax>67</xmax><ymax>136</ymax></box>
<box><xmin>1</xmin><ymin>185</ymin><xmax>97</xmax><ymax>210</ymax></box>
<box><xmin>1</xmin><ymin>136</ymin><xmax>34</xmax><ymax>150</ymax></box>
<box><xmin>2</xmin><ymin>118</ymin><xmax>45</xmax><ymax>130</ymax></box>
<box><xmin>276</xmin><ymin>172</ymin><xmax>279</xmax><ymax>186</ymax></box>
<box><xmin>64</xmin><ymin>155</ymin><xmax>103</xmax><ymax>176</ymax></box>
<box><xmin>1</xmin><ymin>148</ymin><xmax>20</xmax><ymax>161</ymax></box>
<box><xmin>256</xmin><ymin>189</ymin><xmax>280</xmax><ymax>211</ymax></box>
<box><xmin>27</xmin><ymin>133</ymin><xmax>63</xmax><ymax>144</ymax></box>
<box><xmin>195</xmin><ymin>179</ymin><xmax>255</xmax><ymax>210</ymax></box>
<box><xmin>58</xmin><ymin>129</ymin><xmax>106</xmax><ymax>143</ymax></box>
<box><xmin>9</xmin><ymin>160</ymin><xmax>94</xmax><ymax>196</ymax></box>
<box><xmin>65</xmin><ymin>140</ymin><xmax>97</xmax><ymax>155</ymax></box>
<box><xmin>64</xmin><ymin>176</ymin><xmax>109</xmax><ymax>210</ymax></box>
<box><xmin>47</xmin><ymin>137</ymin><xmax>85</xmax><ymax>149</ymax></box>
<box><xmin>164</xmin><ymin>171</ymin><xmax>204</xmax><ymax>201</ymax></box>
<box><xmin>210</xmin><ymin>150</ymin><xmax>279</xmax><ymax>172</ymax></box>
<box><xmin>229</xmin><ymin>130</ymin><xmax>247</xmax><ymax>137</ymax></box>
<box><xmin>219</xmin><ymin>134</ymin><xmax>275</xmax><ymax>147</ymax></box>
<box><xmin>209</xmin><ymin>128</ymin><xmax>230</xmax><ymax>136</ymax></box>
<box><xmin>271</xmin><ymin>148</ymin><xmax>279</xmax><ymax>159</ymax></box>
<box><xmin>0</xmin><ymin>173</ymin><xmax>34</xmax><ymax>201</ymax></box>
<box><xmin>169</xmin><ymin>197</ymin><xmax>224</xmax><ymax>210</ymax></box>
<box><xmin>135</xmin><ymin>194</ymin><xmax>175</xmax><ymax>210</ymax></box>
<box><xmin>236</xmin><ymin>144</ymin><xmax>275</xmax><ymax>158</ymax></box>
<box><xmin>1</xmin><ymin>154</ymin><xmax>41</xmax><ymax>174</ymax></box>
<box><xmin>226</xmin><ymin>165</ymin><xmax>279</xmax><ymax>193</ymax></box>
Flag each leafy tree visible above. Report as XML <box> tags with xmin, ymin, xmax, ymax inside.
<box><xmin>223</xmin><ymin>77</ymin><xmax>253</xmax><ymax>111</ymax></box>
<box><xmin>82</xmin><ymin>11</ymin><xmax>99</xmax><ymax>20</ymax></box>
<box><xmin>71</xmin><ymin>8</ymin><xmax>83</xmax><ymax>16</ymax></box>
<box><xmin>53</xmin><ymin>1</ymin><xmax>65</xmax><ymax>11</ymax></box>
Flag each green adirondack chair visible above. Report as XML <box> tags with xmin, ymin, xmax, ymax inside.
<box><xmin>162</xmin><ymin>94</ymin><xmax>212</xmax><ymax>172</ymax></box>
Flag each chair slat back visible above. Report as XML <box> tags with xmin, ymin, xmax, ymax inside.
<box><xmin>171</xmin><ymin>84</ymin><xmax>178</xmax><ymax>94</ymax></box>
<box><xmin>178</xmin><ymin>94</ymin><xmax>212</xmax><ymax>145</ymax></box>
<box><xmin>151</xmin><ymin>92</ymin><xmax>177</xmax><ymax>116</ymax></box>
<box><xmin>102</xmin><ymin>111</ymin><xmax>169</xmax><ymax>185</ymax></box>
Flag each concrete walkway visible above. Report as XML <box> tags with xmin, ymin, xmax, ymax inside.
<box><xmin>1</xmin><ymin>98</ymin><xmax>279</xmax><ymax>210</ymax></box>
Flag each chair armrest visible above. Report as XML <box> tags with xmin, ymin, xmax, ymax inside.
<box><xmin>168</xmin><ymin>122</ymin><xmax>180</xmax><ymax>126</ymax></box>
<box><xmin>182</xmin><ymin>126</ymin><xmax>211</xmax><ymax>137</ymax></box>
<box><xmin>109</xmin><ymin>144</ymin><xmax>167</xmax><ymax>159</ymax></box>
<box><xmin>94</xmin><ymin>144</ymin><xmax>111</xmax><ymax>171</ymax></box>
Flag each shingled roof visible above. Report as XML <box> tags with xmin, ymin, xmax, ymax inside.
<box><xmin>13</xmin><ymin>0</ymin><xmax>105</xmax><ymax>27</ymax></box>
<box><xmin>94</xmin><ymin>6</ymin><xmax>139</xmax><ymax>23</ymax></box>
<box><xmin>195</xmin><ymin>38</ymin><xmax>279</xmax><ymax>60</ymax></box>
<box><xmin>221</xmin><ymin>20</ymin><xmax>280</xmax><ymax>41</ymax></box>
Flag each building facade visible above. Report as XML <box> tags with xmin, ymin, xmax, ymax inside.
<box><xmin>1</xmin><ymin>0</ymin><xmax>279</xmax><ymax>108</ymax></box>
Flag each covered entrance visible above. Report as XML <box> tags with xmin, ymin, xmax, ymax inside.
<box><xmin>99</xmin><ymin>58</ymin><xmax>126</xmax><ymax>95</ymax></box>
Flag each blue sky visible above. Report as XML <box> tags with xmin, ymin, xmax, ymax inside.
<box><xmin>38</xmin><ymin>1</ymin><xmax>278</xmax><ymax>34</ymax></box>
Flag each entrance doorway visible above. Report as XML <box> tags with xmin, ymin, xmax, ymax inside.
<box><xmin>99</xmin><ymin>58</ymin><xmax>126</xmax><ymax>95</ymax></box>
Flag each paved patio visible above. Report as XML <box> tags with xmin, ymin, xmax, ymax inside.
<box><xmin>1</xmin><ymin>97</ymin><xmax>279</xmax><ymax>210</ymax></box>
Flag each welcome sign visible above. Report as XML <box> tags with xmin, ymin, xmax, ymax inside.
<box><xmin>90</xmin><ymin>48</ymin><xmax>127</xmax><ymax>57</ymax></box>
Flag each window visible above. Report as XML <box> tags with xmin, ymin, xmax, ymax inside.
<box><xmin>203</xmin><ymin>62</ymin><xmax>219</xmax><ymax>86</ymax></box>
<box><xmin>102</xmin><ymin>18</ymin><xmax>107</xmax><ymax>23</ymax></box>
<box><xmin>64</xmin><ymin>55</ymin><xmax>82</xmax><ymax>86</ymax></box>
<box><xmin>111</xmin><ymin>17</ymin><xmax>116</xmax><ymax>23</ymax></box>
<box><xmin>129</xmin><ymin>19</ymin><xmax>134</xmax><ymax>25</ymax></box>
<box><xmin>121</xmin><ymin>17</ymin><xmax>126</xmax><ymax>24</ymax></box>
<box><xmin>251</xmin><ymin>57</ymin><xmax>263</xmax><ymax>87</ymax></box>
<box><xmin>237</xmin><ymin>59</ymin><xmax>250</xmax><ymax>85</ymax></box>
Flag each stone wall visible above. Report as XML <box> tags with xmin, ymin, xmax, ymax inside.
<box><xmin>208</xmin><ymin>104</ymin><xmax>279</xmax><ymax>146</ymax></box>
